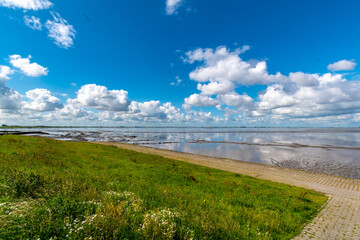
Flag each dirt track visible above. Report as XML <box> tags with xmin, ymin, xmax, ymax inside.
<box><xmin>96</xmin><ymin>142</ymin><xmax>360</xmax><ymax>240</ymax></box>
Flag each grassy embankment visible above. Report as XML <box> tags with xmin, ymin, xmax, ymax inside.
<box><xmin>0</xmin><ymin>136</ymin><xmax>327</xmax><ymax>239</ymax></box>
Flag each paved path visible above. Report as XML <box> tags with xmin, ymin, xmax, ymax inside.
<box><xmin>96</xmin><ymin>142</ymin><xmax>360</xmax><ymax>240</ymax></box>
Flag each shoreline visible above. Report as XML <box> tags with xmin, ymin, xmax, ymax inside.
<box><xmin>2</xmin><ymin>129</ymin><xmax>359</xmax><ymax>178</ymax></box>
<box><xmin>95</xmin><ymin>142</ymin><xmax>359</xmax><ymax>188</ymax></box>
<box><xmin>96</xmin><ymin>142</ymin><xmax>360</xmax><ymax>240</ymax></box>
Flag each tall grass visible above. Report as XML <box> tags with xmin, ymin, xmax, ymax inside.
<box><xmin>0</xmin><ymin>135</ymin><xmax>327</xmax><ymax>239</ymax></box>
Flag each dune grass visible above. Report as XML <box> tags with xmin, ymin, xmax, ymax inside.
<box><xmin>0</xmin><ymin>135</ymin><xmax>327</xmax><ymax>239</ymax></box>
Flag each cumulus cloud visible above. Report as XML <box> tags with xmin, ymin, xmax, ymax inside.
<box><xmin>219</xmin><ymin>92</ymin><xmax>253</xmax><ymax>108</ymax></box>
<box><xmin>197</xmin><ymin>81</ymin><xmax>234</xmax><ymax>95</ymax></box>
<box><xmin>129</xmin><ymin>101</ymin><xmax>181</xmax><ymax>120</ymax></box>
<box><xmin>183</xmin><ymin>45</ymin><xmax>360</xmax><ymax>122</ymax></box>
<box><xmin>185</xmin><ymin>46</ymin><xmax>284</xmax><ymax>86</ymax></box>
<box><xmin>24</xmin><ymin>15</ymin><xmax>42</xmax><ymax>30</ymax></box>
<box><xmin>23</xmin><ymin>88</ymin><xmax>63</xmax><ymax>111</ymax></box>
<box><xmin>129</xmin><ymin>101</ymin><xmax>167</xmax><ymax>119</ymax></box>
<box><xmin>255</xmin><ymin>73</ymin><xmax>360</xmax><ymax>118</ymax></box>
<box><xmin>0</xmin><ymin>0</ymin><xmax>52</xmax><ymax>10</ymax></box>
<box><xmin>184</xmin><ymin>110</ymin><xmax>219</xmax><ymax>123</ymax></box>
<box><xmin>166</xmin><ymin>0</ymin><xmax>184</xmax><ymax>15</ymax></box>
<box><xmin>327</xmin><ymin>59</ymin><xmax>357</xmax><ymax>71</ymax></box>
<box><xmin>184</xmin><ymin>94</ymin><xmax>218</xmax><ymax>107</ymax></box>
<box><xmin>0</xmin><ymin>81</ymin><xmax>188</xmax><ymax>124</ymax></box>
<box><xmin>97</xmin><ymin>101</ymin><xmax>185</xmax><ymax>123</ymax></box>
<box><xmin>0</xmin><ymin>65</ymin><xmax>14</xmax><ymax>82</ymax></box>
<box><xmin>70</xmin><ymin>84</ymin><xmax>130</xmax><ymax>111</ymax></box>
<box><xmin>45</xmin><ymin>12</ymin><xmax>76</xmax><ymax>48</ymax></box>
<box><xmin>0</xmin><ymin>65</ymin><xmax>21</xmax><ymax>110</ymax></box>
<box><xmin>182</xmin><ymin>46</ymin><xmax>281</xmax><ymax>111</ymax></box>
<box><xmin>137</xmin><ymin>101</ymin><xmax>166</xmax><ymax>117</ymax></box>
<box><xmin>0</xmin><ymin>87</ymin><xmax>22</xmax><ymax>110</ymax></box>
<box><xmin>47</xmin><ymin>103</ymin><xmax>96</xmax><ymax>121</ymax></box>
<box><xmin>257</xmin><ymin>84</ymin><xmax>297</xmax><ymax>110</ymax></box>
<box><xmin>9</xmin><ymin>54</ymin><xmax>48</xmax><ymax>77</ymax></box>
<box><xmin>289</xmin><ymin>72</ymin><xmax>319</xmax><ymax>87</ymax></box>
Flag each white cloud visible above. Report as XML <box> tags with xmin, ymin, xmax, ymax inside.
<box><xmin>130</xmin><ymin>101</ymin><xmax>179</xmax><ymax>120</ymax></box>
<box><xmin>0</xmin><ymin>65</ymin><xmax>21</xmax><ymax>110</ymax></box>
<box><xmin>24</xmin><ymin>88</ymin><xmax>63</xmax><ymax>111</ymax></box>
<box><xmin>70</xmin><ymin>84</ymin><xmax>130</xmax><ymax>111</ymax></box>
<box><xmin>183</xmin><ymin>46</ymin><xmax>282</xmax><ymax>110</ymax></box>
<box><xmin>186</xmin><ymin>46</ymin><xmax>284</xmax><ymax>86</ymax></box>
<box><xmin>183</xmin><ymin>45</ymin><xmax>360</xmax><ymax>122</ymax></box>
<box><xmin>131</xmin><ymin>101</ymin><xmax>168</xmax><ymax>119</ymax></box>
<box><xmin>184</xmin><ymin>110</ymin><xmax>219</xmax><ymax>123</ymax></box>
<box><xmin>1</xmin><ymin>45</ymin><xmax>360</xmax><ymax>125</ymax></box>
<box><xmin>0</xmin><ymin>87</ymin><xmax>22</xmax><ymax>110</ymax></box>
<box><xmin>170</xmin><ymin>76</ymin><xmax>182</xmax><ymax>86</ymax></box>
<box><xmin>255</xmin><ymin>73</ymin><xmax>360</xmax><ymax>118</ymax></box>
<box><xmin>197</xmin><ymin>81</ymin><xmax>234</xmax><ymax>95</ymax></box>
<box><xmin>289</xmin><ymin>72</ymin><xmax>319</xmax><ymax>87</ymax></box>
<box><xmin>184</xmin><ymin>45</ymin><xmax>250</xmax><ymax>64</ymax></box>
<box><xmin>0</xmin><ymin>65</ymin><xmax>14</xmax><ymax>83</ymax></box>
<box><xmin>9</xmin><ymin>54</ymin><xmax>48</xmax><ymax>77</ymax></box>
<box><xmin>327</xmin><ymin>59</ymin><xmax>357</xmax><ymax>71</ymax></box>
<box><xmin>47</xmin><ymin>103</ymin><xmax>96</xmax><ymax>121</ymax></box>
<box><xmin>97</xmin><ymin>101</ymin><xmax>185</xmax><ymax>123</ymax></box>
<box><xmin>166</xmin><ymin>0</ymin><xmax>184</xmax><ymax>15</ymax></box>
<box><xmin>183</xmin><ymin>94</ymin><xmax>218</xmax><ymax>111</ymax></box>
<box><xmin>45</xmin><ymin>12</ymin><xmax>76</xmax><ymax>49</ymax></box>
<box><xmin>138</xmin><ymin>101</ymin><xmax>165</xmax><ymax>117</ymax></box>
<box><xmin>0</xmin><ymin>0</ymin><xmax>52</xmax><ymax>10</ymax></box>
<box><xmin>24</xmin><ymin>15</ymin><xmax>42</xmax><ymax>30</ymax></box>
<box><xmin>219</xmin><ymin>92</ymin><xmax>253</xmax><ymax>108</ymax></box>
<box><xmin>258</xmin><ymin>84</ymin><xmax>297</xmax><ymax>110</ymax></box>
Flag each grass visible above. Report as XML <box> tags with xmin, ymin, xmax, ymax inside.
<box><xmin>0</xmin><ymin>135</ymin><xmax>328</xmax><ymax>239</ymax></box>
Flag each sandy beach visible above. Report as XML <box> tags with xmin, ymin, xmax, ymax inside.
<box><xmin>97</xmin><ymin>142</ymin><xmax>360</xmax><ymax>240</ymax></box>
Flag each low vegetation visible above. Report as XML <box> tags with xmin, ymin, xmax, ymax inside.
<box><xmin>0</xmin><ymin>135</ymin><xmax>327</xmax><ymax>239</ymax></box>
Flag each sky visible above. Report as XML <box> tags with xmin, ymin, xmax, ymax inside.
<box><xmin>1</xmin><ymin>0</ymin><xmax>360</xmax><ymax>126</ymax></box>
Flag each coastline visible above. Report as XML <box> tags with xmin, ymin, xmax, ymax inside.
<box><xmin>5</xmin><ymin>127</ymin><xmax>358</xmax><ymax>179</ymax></box>
<box><xmin>95</xmin><ymin>142</ymin><xmax>359</xmax><ymax>190</ymax></box>
<box><xmin>96</xmin><ymin>142</ymin><xmax>360</xmax><ymax>239</ymax></box>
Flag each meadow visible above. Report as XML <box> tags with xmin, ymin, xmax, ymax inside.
<box><xmin>0</xmin><ymin>135</ymin><xmax>327</xmax><ymax>239</ymax></box>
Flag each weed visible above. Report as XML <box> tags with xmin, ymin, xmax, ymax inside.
<box><xmin>4</xmin><ymin>170</ymin><xmax>46</xmax><ymax>198</ymax></box>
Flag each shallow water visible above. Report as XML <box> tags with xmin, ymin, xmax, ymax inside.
<box><xmin>8</xmin><ymin>127</ymin><xmax>360</xmax><ymax>179</ymax></box>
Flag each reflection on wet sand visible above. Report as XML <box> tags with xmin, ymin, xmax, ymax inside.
<box><xmin>191</xmin><ymin>139</ymin><xmax>360</xmax><ymax>150</ymax></box>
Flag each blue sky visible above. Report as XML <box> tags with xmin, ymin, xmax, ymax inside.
<box><xmin>0</xmin><ymin>0</ymin><xmax>360</xmax><ymax>126</ymax></box>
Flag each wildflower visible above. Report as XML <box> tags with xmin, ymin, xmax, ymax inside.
<box><xmin>140</xmin><ymin>208</ymin><xmax>181</xmax><ymax>239</ymax></box>
<box><xmin>104</xmin><ymin>191</ymin><xmax>143</xmax><ymax>212</ymax></box>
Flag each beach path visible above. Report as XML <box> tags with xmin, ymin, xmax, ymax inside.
<box><xmin>96</xmin><ymin>142</ymin><xmax>360</xmax><ymax>240</ymax></box>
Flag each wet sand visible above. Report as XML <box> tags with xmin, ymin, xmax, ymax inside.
<box><xmin>96</xmin><ymin>142</ymin><xmax>360</xmax><ymax>240</ymax></box>
<box><xmin>191</xmin><ymin>140</ymin><xmax>360</xmax><ymax>150</ymax></box>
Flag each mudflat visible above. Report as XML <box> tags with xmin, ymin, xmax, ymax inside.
<box><xmin>97</xmin><ymin>142</ymin><xmax>360</xmax><ymax>240</ymax></box>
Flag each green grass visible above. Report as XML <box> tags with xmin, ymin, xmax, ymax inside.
<box><xmin>0</xmin><ymin>135</ymin><xmax>327</xmax><ymax>240</ymax></box>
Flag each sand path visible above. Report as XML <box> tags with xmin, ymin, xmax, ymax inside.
<box><xmin>96</xmin><ymin>142</ymin><xmax>360</xmax><ymax>240</ymax></box>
